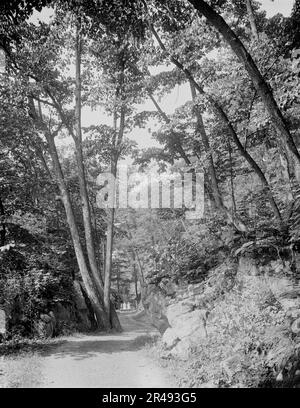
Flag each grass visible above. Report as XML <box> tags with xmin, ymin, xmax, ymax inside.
<box><xmin>0</xmin><ymin>337</ymin><xmax>66</xmax><ymax>357</ymax></box>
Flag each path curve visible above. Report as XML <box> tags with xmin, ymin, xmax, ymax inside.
<box><xmin>2</xmin><ymin>312</ymin><xmax>176</xmax><ymax>388</ymax></box>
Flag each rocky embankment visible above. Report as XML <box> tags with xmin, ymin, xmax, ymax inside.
<box><xmin>2</xmin><ymin>280</ymin><xmax>94</xmax><ymax>339</ymax></box>
<box><xmin>145</xmin><ymin>256</ymin><xmax>300</xmax><ymax>387</ymax></box>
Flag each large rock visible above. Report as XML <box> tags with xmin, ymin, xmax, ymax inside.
<box><xmin>34</xmin><ymin>313</ymin><xmax>56</xmax><ymax>338</ymax></box>
<box><xmin>163</xmin><ymin>307</ymin><xmax>208</xmax><ymax>358</ymax></box>
<box><xmin>143</xmin><ymin>287</ymin><xmax>169</xmax><ymax>334</ymax></box>
<box><xmin>152</xmin><ymin>315</ymin><xmax>170</xmax><ymax>335</ymax></box>
<box><xmin>172</xmin><ymin>309</ymin><xmax>208</xmax><ymax>340</ymax></box>
<box><xmin>166</xmin><ymin>302</ymin><xmax>194</xmax><ymax>327</ymax></box>
<box><xmin>162</xmin><ymin>328</ymin><xmax>180</xmax><ymax>349</ymax></box>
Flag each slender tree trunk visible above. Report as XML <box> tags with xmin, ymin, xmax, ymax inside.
<box><xmin>134</xmin><ymin>266</ymin><xmax>139</xmax><ymax>304</ymax></box>
<box><xmin>126</xmin><ymin>222</ymin><xmax>146</xmax><ymax>291</ymax></box>
<box><xmin>74</xmin><ymin>24</ymin><xmax>122</xmax><ymax>331</ymax></box>
<box><xmin>128</xmin><ymin>62</ymin><xmax>214</xmax><ymax>208</ymax></box>
<box><xmin>246</xmin><ymin>0</ymin><xmax>259</xmax><ymax>40</ymax></box>
<box><xmin>74</xmin><ymin>25</ymin><xmax>102</xmax><ymax>288</ymax></box>
<box><xmin>116</xmin><ymin>267</ymin><xmax>120</xmax><ymax>302</ymax></box>
<box><xmin>148</xmin><ymin>93</ymin><xmax>192</xmax><ymax>165</ymax></box>
<box><xmin>147</xmin><ymin>21</ymin><xmax>282</xmax><ymax>226</ymax></box>
<box><xmin>132</xmin><ymin>249</ymin><xmax>145</xmax><ymax>288</ymax></box>
<box><xmin>103</xmin><ymin>63</ymin><xmax>126</xmax><ymax>325</ymax></box>
<box><xmin>46</xmin><ymin>134</ymin><xmax>110</xmax><ymax>330</ymax></box>
<box><xmin>150</xmin><ymin>80</ymin><xmax>247</xmax><ymax>230</ymax></box>
<box><xmin>212</xmin><ymin>99</ymin><xmax>283</xmax><ymax>224</ymax></box>
<box><xmin>227</xmin><ymin>139</ymin><xmax>237</xmax><ymax>213</ymax></box>
<box><xmin>28</xmin><ymin>99</ymin><xmax>113</xmax><ymax>331</ymax></box>
<box><xmin>0</xmin><ymin>195</ymin><xmax>6</xmax><ymax>247</ymax></box>
<box><xmin>190</xmin><ymin>81</ymin><xmax>223</xmax><ymax>209</ymax></box>
<box><xmin>189</xmin><ymin>82</ymin><xmax>248</xmax><ymax>228</ymax></box>
<box><xmin>103</xmin><ymin>165</ymin><xmax>116</xmax><ymax>319</ymax></box>
<box><xmin>187</xmin><ymin>0</ymin><xmax>300</xmax><ymax>167</ymax></box>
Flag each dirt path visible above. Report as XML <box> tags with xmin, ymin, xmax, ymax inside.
<box><xmin>1</xmin><ymin>312</ymin><xmax>176</xmax><ymax>388</ymax></box>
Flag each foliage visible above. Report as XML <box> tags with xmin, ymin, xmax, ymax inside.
<box><xmin>1</xmin><ymin>0</ymin><xmax>300</xmax><ymax>388</ymax></box>
<box><xmin>0</xmin><ymin>223</ymin><xmax>76</xmax><ymax>338</ymax></box>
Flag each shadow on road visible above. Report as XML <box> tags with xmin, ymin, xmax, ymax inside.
<box><xmin>39</xmin><ymin>312</ymin><xmax>159</xmax><ymax>361</ymax></box>
<box><xmin>42</xmin><ymin>334</ymin><xmax>158</xmax><ymax>361</ymax></box>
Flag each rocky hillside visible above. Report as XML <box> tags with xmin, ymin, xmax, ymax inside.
<box><xmin>145</xmin><ymin>254</ymin><xmax>300</xmax><ymax>388</ymax></box>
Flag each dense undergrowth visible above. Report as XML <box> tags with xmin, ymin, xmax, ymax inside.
<box><xmin>0</xmin><ymin>221</ymin><xmax>92</xmax><ymax>340</ymax></box>
<box><xmin>147</xmin><ymin>240</ymin><xmax>300</xmax><ymax>388</ymax></box>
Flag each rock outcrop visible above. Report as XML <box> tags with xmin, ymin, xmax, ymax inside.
<box><xmin>162</xmin><ymin>303</ymin><xmax>208</xmax><ymax>359</ymax></box>
<box><xmin>4</xmin><ymin>279</ymin><xmax>94</xmax><ymax>339</ymax></box>
<box><xmin>34</xmin><ymin>312</ymin><xmax>56</xmax><ymax>338</ymax></box>
<box><xmin>158</xmin><ymin>254</ymin><xmax>300</xmax><ymax>383</ymax></box>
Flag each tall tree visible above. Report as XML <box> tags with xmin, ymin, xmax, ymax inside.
<box><xmin>187</xmin><ymin>0</ymin><xmax>300</xmax><ymax>169</ymax></box>
<box><xmin>142</xmin><ymin>12</ymin><xmax>283</xmax><ymax>226</ymax></box>
<box><xmin>246</xmin><ymin>0</ymin><xmax>259</xmax><ymax>40</ymax></box>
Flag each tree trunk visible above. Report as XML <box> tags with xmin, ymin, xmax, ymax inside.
<box><xmin>187</xmin><ymin>0</ymin><xmax>300</xmax><ymax>167</ymax></box>
<box><xmin>46</xmin><ymin>134</ymin><xmax>110</xmax><ymax>330</ymax></box>
<box><xmin>0</xmin><ymin>195</ymin><xmax>6</xmax><ymax>247</ymax></box>
<box><xmin>74</xmin><ymin>24</ymin><xmax>103</xmax><ymax>289</ymax></box>
<box><xmin>246</xmin><ymin>0</ymin><xmax>259</xmax><ymax>40</ymax></box>
<box><xmin>189</xmin><ymin>82</ymin><xmax>250</xmax><ymax>229</ymax></box>
<box><xmin>133</xmin><ymin>266</ymin><xmax>139</xmax><ymax>304</ymax></box>
<box><xmin>147</xmin><ymin>21</ymin><xmax>282</xmax><ymax>226</ymax></box>
<box><xmin>227</xmin><ymin>139</ymin><xmax>237</xmax><ymax>212</ymax></box>
<box><xmin>190</xmin><ymin>81</ymin><xmax>223</xmax><ymax>208</ymax></box>
<box><xmin>103</xmin><ymin>65</ymin><xmax>126</xmax><ymax>326</ymax></box>
<box><xmin>212</xmin><ymin>98</ymin><xmax>283</xmax><ymax>225</ymax></box>
<box><xmin>125</xmin><ymin>220</ymin><xmax>146</xmax><ymax>289</ymax></box>
<box><xmin>74</xmin><ymin>24</ymin><xmax>122</xmax><ymax>331</ymax></box>
<box><xmin>104</xmin><ymin>183</ymin><xmax>116</xmax><ymax>319</ymax></box>
<box><xmin>150</xmin><ymin>78</ymin><xmax>248</xmax><ymax>230</ymax></box>
<box><xmin>28</xmin><ymin>100</ymin><xmax>114</xmax><ymax>331</ymax></box>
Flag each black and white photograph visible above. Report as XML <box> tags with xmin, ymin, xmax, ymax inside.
<box><xmin>0</xmin><ymin>0</ymin><xmax>300</xmax><ymax>394</ymax></box>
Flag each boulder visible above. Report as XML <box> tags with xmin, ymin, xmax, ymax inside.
<box><xmin>172</xmin><ymin>309</ymin><xmax>208</xmax><ymax>340</ymax></box>
<box><xmin>143</xmin><ymin>288</ymin><xmax>169</xmax><ymax>334</ymax></box>
<box><xmin>166</xmin><ymin>302</ymin><xmax>194</xmax><ymax>326</ymax></box>
<box><xmin>34</xmin><ymin>319</ymin><xmax>54</xmax><ymax>338</ymax></box>
<box><xmin>152</xmin><ymin>315</ymin><xmax>170</xmax><ymax>335</ymax></box>
<box><xmin>162</xmin><ymin>328</ymin><xmax>180</xmax><ymax>349</ymax></box>
<box><xmin>164</xmin><ymin>308</ymin><xmax>208</xmax><ymax>358</ymax></box>
<box><xmin>34</xmin><ymin>312</ymin><xmax>56</xmax><ymax>338</ymax></box>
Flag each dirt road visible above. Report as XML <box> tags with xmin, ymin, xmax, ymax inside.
<box><xmin>1</xmin><ymin>312</ymin><xmax>176</xmax><ymax>388</ymax></box>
